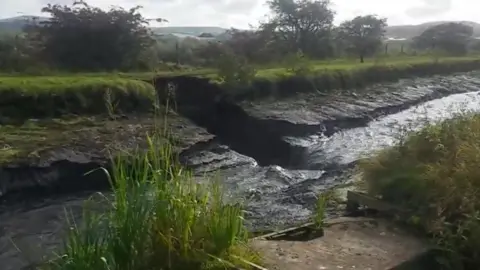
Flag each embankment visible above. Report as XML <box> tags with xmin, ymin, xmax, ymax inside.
<box><xmin>3</xmin><ymin>60</ymin><xmax>480</xmax><ymax>210</ymax></box>
<box><xmin>154</xmin><ymin>60</ymin><xmax>480</xmax><ymax>168</ymax></box>
<box><xmin>0</xmin><ymin>115</ymin><xmax>214</xmax><ymax>206</ymax></box>
<box><xmin>3</xmin><ymin>61</ymin><xmax>480</xmax><ymax>270</ymax></box>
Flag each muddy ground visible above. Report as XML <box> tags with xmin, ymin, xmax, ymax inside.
<box><xmin>253</xmin><ymin>217</ymin><xmax>433</xmax><ymax>270</ymax></box>
<box><xmin>0</xmin><ymin>112</ymin><xmax>213</xmax><ymax>204</ymax></box>
<box><xmin>2</xmin><ymin>71</ymin><xmax>480</xmax><ymax>269</ymax></box>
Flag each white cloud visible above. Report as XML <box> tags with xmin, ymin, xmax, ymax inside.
<box><xmin>0</xmin><ymin>0</ymin><xmax>478</xmax><ymax>28</ymax></box>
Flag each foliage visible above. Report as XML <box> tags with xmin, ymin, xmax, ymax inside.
<box><xmin>359</xmin><ymin>113</ymin><xmax>480</xmax><ymax>269</ymax></box>
<box><xmin>284</xmin><ymin>50</ymin><xmax>314</xmax><ymax>75</ymax></box>
<box><xmin>216</xmin><ymin>51</ymin><xmax>257</xmax><ymax>87</ymax></box>
<box><xmin>0</xmin><ymin>76</ymin><xmax>155</xmax><ymax>119</ymax></box>
<box><xmin>0</xmin><ymin>34</ymin><xmax>39</xmax><ymax>71</ymax></box>
<box><xmin>223</xmin><ymin>28</ymin><xmax>275</xmax><ymax>64</ymax></box>
<box><xmin>412</xmin><ymin>23</ymin><xmax>474</xmax><ymax>56</ymax></box>
<box><xmin>24</xmin><ymin>1</ymin><xmax>155</xmax><ymax>71</ymax></box>
<box><xmin>260</xmin><ymin>0</ymin><xmax>335</xmax><ymax>58</ymax></box>
<box><xmin>2</xmin><ymin>1</ymin><xmax>480</xmax><ymax>71</ymax></box>
<box><xmin>338</xmin><ymin>15</ymin><xmax>387</xmax><ymax>63</ymax></box>
<box><xmin>45</xmin><ymin>135</ymin><xmax>260</xmax><ymax>270</ymax></box>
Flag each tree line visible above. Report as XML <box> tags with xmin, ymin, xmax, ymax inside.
<box><xmin>0</xmin><ymin>0</ymin><xmax>478</xmax><ymax>72</ymax></box>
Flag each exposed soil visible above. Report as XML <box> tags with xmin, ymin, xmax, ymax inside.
<box><xmin>2</xmin><ymin>71</ymin><xmax>480</xmax><ymax>269</ymax></box>
<box><xmin>0</xmin><ymin>112</ymin><xmax>213</xmax><ymax>203</ymax></box>
<box><xmin>162</xmin><ymin>72</ymin><xmax>480</xmax><ymax>168</ymax></box>
<box><xmin>253</xmin><ymin>217</ymin><xmax>433</xmax><ymax>270</ymax></box>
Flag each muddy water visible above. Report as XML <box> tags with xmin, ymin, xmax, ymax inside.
<box><xmin>306</xmin><ymin>89</ymin><xmax>480</xmax><ymax>166</ymax></box>
<box><xmin>3</xmin><ymin>75</ymin><xmax>480</xmax><ymax>269</ymax></box>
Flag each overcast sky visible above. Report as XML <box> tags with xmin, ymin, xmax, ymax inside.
<box><xmin>0</xmin><ymin>0</ymin><xmax>476</xmax><ymax>28</ymax></box>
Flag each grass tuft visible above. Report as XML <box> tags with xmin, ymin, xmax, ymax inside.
<box><xmin>358</xmin><ymin>112</ymin><xmax>480</xmax><ymax>269</ymax></box>
<box><xmin>44</xmin><ymin>133</ymin><xmax>260</xmax><ymax>270</ymax></box>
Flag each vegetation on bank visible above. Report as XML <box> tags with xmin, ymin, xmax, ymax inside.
<box><xmin>44</xmin><ymin>135</ymin><xmax>260</xmax><ymax>270</ymax></box>
<box><xmin>2</xmin><ymin>56</ymin><xmax>480</xmax><ymax>120</ymax></box>
<box><xmin>226</xmin><ymin>57</ymin><xmax>480</xmax><ymax>100</ymax></box>
<box><xmin>359</xmin><ymin>112</ymin><xmax>480</xmax><ymax>269</ymax></box>
<box><xmin>0</xmin><ymin>77</ymin><xmax>155</xmax><ymax>119</ymax></box>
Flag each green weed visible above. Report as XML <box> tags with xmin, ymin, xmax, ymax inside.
<box><xmin>45</xmin><ymin>134</ymin><xmax>260</xmax><ymax>270</ymax></box>
<box><xmin>359</xmin><ymin>112</ymin><xmax>480</xmax><ymax>269</ymax></box>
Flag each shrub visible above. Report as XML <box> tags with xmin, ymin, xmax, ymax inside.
<box><xmin>46</xmin><ymin>134</ymin><xmax>260</xmax><ymax>270</ymax></box>
<box><xmin>284</xmin><ymin>50</ymin><xmax>314</xmax><ymax>76</ymax></box>
<box><xmin>216</xmin><ymin>52</ymin><xmax>257</xmax><ymax>87</ymax></box>
<box><xmin>358</xmin><ymin>112</ymin><xmax>480</xmax><ymax>269</ymax></box>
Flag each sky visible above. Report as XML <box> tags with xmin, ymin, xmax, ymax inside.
<box><xmin>0</xmin><ymin>0</ymin><xmax>477</xmax><ymax>28</ymax></box>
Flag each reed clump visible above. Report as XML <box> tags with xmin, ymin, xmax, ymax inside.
<box><xmin>359</xmin><ymin>112</ymin><xmax>480</xmax><ymax>269</ymax></box>
<box><xmin>46</xmin><ymin>135</ymin><xmax>260</xmax><ymax>270</ymax></box>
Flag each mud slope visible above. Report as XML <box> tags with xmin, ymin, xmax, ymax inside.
<box><xmin>0</xmin><ymin>113</ymin><xmax>213</xmax><ymax>205</ymax></box>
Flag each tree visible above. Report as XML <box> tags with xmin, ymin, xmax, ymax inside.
<box><xmin>25</xmin><ymin>1</ymin><xmax>155</xmax><ymax>71</ymax></box>
<box><xmin>338</xmin><ymin>15</ymin><xmax>387</xmax><ymax>63</ymax></box>
<box><xmin>260</xmin><ymin>0</ymin><xmax>335</xmax><ymax>58</ymax></box>
<box><xmin>0</xmin><ymin>34</ymin><xmax>33</xmax><ymax>71</ymax></box>
<box><xmin>412</xmin><ymin>23</ymin><xmax>473</xmax><ymax>56</ymax></box>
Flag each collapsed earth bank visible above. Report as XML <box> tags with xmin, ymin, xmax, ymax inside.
<box><xmin>4</xmin><ymin>64</ymin><xmax>480</xmax><ymax>212</ymax></box>
<box><xmin>3</xmin><ymin>64</ymin><xmax>480</xmax><ymax>270</ymax></box>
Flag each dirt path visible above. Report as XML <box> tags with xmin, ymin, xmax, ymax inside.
<box><xmin>252</xmin><ymin>217</ymin><xmax>430</xmax><ymax>270</ymax></box>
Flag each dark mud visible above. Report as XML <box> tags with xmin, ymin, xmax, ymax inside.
<box><xmin>160</xmin><ymin>72</ymin><xmax>480</xmax><ymax>168</ymax></box>
<box><xmin>0</xmin><ymin>114</ymin><xmax>213</xmax><ymax>204</ymax></box>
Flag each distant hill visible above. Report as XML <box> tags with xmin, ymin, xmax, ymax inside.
<box><xmin>151</xmin><ymin>26</ymin><xmax>227</xmax><ymax>37</ymax></box>
<box><xmin>0</xmin><ymin>16</ymin><xmax>229</xmax><ymax>40</ymax></box>
<box><xmin>386</xmin><ymin>21</ymin><xmax>480</xmax><ymax>39</ymax></box>
<box><xmin>2</xmin><ymin>15</ymin><xmax>480</xmax><ymax>41</ymax></box>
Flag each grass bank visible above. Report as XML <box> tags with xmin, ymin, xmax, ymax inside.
<box><xmin>232</xmin><ymin>58</ymin><xmax>480</xmax><ymax>100</ymax></box>
<box><xmin>358</xmin><ymin>112</ymin><xmax>480</xmax><ymax>269</ymax></box>
<box><xmin>3</xmin><ymin>56</ymin><xmax>480</xmax><ymax>120</ymax></box>
<box><xmin>255</xmin><ymin>55</ymin><xmax>480</xmax><ymax>78</ymax></box>
<box><xmin>43</xmin><ymin>135</ymin><xmax>260</xmax><ymax>270</ymax></box>
<box><xmin>0</xmin><ymin>77</ymin><xmax>155</xmax><ymax>120</ymax></box>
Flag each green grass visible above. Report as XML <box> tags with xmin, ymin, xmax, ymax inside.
<box><xmin>2</xmin><ymin>55</ymin><xmax>479</xmax><ymax>80</ymax></box>
<box><xmin>0</xmin><ymin>77</ymin><xmax>156</xmax><ymax>119</ymax></box>
<box><xmin>358</xmin><ymin>112</ymin><xmax>480</xmax><ymax>269</ymax></box>
<box><xmin>255</xmin><ymin>55</ymin><xmax>480</xmax><ymax>78</ymax></box>
<box><xmin>233</xmin><ymin>58</ymin><xmax>480</xmax><ymax>100</ymax></box>
<box><xmin>43</xmin><ymin>133</ymin><xmax>260</xmax><ymax>270</ymax></box>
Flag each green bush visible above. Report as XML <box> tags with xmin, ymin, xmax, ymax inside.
<box><xmin>216</xmin><ymin>52</ymin><xmax>257</xmax><ymax>87</ymax></box>
<box><xmin>284</xmin><ymin>51</ymin><xmax>314</xmax><ymax>76</ymax></box>
<box><xmin>359</xmin><ymin>113</ymin><xmax>480</xmax><ymax>269</ymax></box>
<box><xmin>46</xmin><ymin>135</ymin><xmax>260</xmax><ymax>270</ymax></box>
<box><xmin>0</xmin><ymin>76</ymin><xmax>156</xmax><ymax>120</ymax></box>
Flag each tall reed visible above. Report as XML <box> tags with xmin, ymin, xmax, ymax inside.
<box><xmin>46</xmin><ymin>133</ymin><xmax>259</xmax><ymax>270</ymax></box>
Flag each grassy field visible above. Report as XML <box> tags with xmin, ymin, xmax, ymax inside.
<box><xmin>359</xmin><ymin>112</ymin><xmax>480</xmax><ymax>269</ymax></box>
<box><xmin>1</xmin><ymin>55</ymin><xmax>479</xmax><ymax>80</ymax></box>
